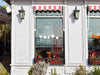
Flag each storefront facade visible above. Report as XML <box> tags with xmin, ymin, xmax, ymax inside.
<box><xmin>5</xmin><ymin>0</ymin><xmax>100</xmax><ymax>75</ymax></box>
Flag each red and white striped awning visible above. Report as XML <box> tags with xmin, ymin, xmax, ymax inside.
<box><xmin>34</xmin><ymin>5</ymin><xmax>62</xmax><ymax>11</ymax></box>
<box><xmin>89</xmin><ymin>5</ymin><xmax>100</xmax><ymax>11</ymax></box>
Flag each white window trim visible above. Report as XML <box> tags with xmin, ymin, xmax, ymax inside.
<box><xmin>88</xmin><ymin>16</ymin><xmax>100</xmax><ymax>18</ymax></box>
<box><xmin>35</xmin><ymin>16</ymin><xmax>63</xmax><ymax>18</ymax></box>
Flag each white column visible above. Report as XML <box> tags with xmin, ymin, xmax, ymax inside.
<box><xmin>64</xmin><ymin>1</ymin><xmax>69</xmax><ymax>66</ymax></box>
<box><xmin>84</xmin><ymin>0</ymin><xmax>88</xmax><ymax>66</ymax></box>
<box><xmin>29</xmin><ymin>4</ymin><xmax>35</xmax><ymax>64</ymax></box>
<box><xmin>11</xmin><ymin>3</ymin><xmax>16</xmax><ymax>75</ymax></box>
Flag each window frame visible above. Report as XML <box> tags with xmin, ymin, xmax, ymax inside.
<box><xmin>34</xmin><ymin>5</ymin><xmax>65</xmax><ymax>65</ymax></box>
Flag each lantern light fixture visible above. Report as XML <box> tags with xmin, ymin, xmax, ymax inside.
<box><xmin>74</xmin><ymin>7</ymin><xmax>80</xmax><ymax>20</ymax></box>
<box><xmin>18</xmin><ymin>6</ymin><xmax>25</xmax><ymax>20</ymax></box>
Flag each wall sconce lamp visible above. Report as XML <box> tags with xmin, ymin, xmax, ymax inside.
<box><xmin>74</xmin><ymin>7</ymin><xmax>80</xmax><ymax>20</ymax></box>
<box><xmin>6</xmin><ymin>6</ymin><xmax>12</xmax><ymax>20</ymax></box>
<box><xmin>18</xmin><ymin>6</ymin><xmax>25</xmax><ymax>20</ymax></box>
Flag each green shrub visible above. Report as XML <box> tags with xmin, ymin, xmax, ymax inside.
<box><xmin>0</xmin><ymin>71</ymin><xmax>10</xmax><ymax>75</ymax></box>
<box><xmin>28</xmin><ymin>61</ymin><xmax>49</xmax><ymax>75</ymax></box>
<box><xmin>74</xmin><ymin>65</ymin><xmax>87</xmax><ymax>75</ymax></box>
<box><xmin>91</xmin><ymin>66</ymin><xmax>100</xmax><ymax>75</ymax></box>
<box><xmin>49</xmin><ymin>68</ymin><xmax>60</xmax><ymax>75</ymax></box>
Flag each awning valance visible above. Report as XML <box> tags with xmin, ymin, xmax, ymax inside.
<box><xmin>89</xmin><ymin>5</ymin><xmax>100</xmax><ymax>11</ymax></box>
<box><xmin>34</xmin><ymin>6</ymin><xmax>62</xmax><ymax>11</ymax></box>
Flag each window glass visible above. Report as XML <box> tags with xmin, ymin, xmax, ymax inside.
<box><xmin>35</xmin><ymin>18</ymin><xmax>64</xmax><ymax>65</ymax></box>
<box><xmin>36</xmin><ymin>18</ymin><xmax>63</xmax><ymax>46</ymax></box>
<box><xmin>88</xmin><ymin>12</ymin><xmax>100</xmax><ymax>65</ymax></box>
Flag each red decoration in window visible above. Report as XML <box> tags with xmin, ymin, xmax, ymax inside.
<box><xmin>99</xmin><ymin>6</ymin><xmax>100</xmax><ymax>11</ymax></box>
<box><xmin>44</xmin><ymin>6</ymin><xmax>46</xmax><ymax>11</ymax></box>
<box><xmin>94</xmin><ymin>6</ymin><xmax>96</xmax><ymax>11</ymax></box>
<box><xmin>39</xmin><ymin>6</ymin><xmax>41</xmax><ymax>11</ymax></box>
<box><xmin>59</xmin><ymin>6</ymin><xmax>61</xmax><ymax>11</ymax></box>
<box><xmin>54</xmin><ymin>6</ymin><xmax>56</xmax><ymax>11</ymax></box>
<box><xmin>34</xmin><ymin>6</ymin><xmax>36</xmax><ymax>11</ymax></box>
<box><xmin>89</xmin><ymin>6</ymin><xmax>92</xmax><ymax>11</ymax></box>
<box><xmin>49</xmin><ymin>6</ymin><xmax>51</xmax><ymax>10</ymax></box>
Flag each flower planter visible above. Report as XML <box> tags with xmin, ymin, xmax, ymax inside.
<box><xmin>88</xmin><ymin>58</ymin><xmax>100</xmax><ymax>65</ymax></box>
<box><xmin>34</xmin><ymin>58</ymin><xmax>65</xmax><ymax>65</ymax></box>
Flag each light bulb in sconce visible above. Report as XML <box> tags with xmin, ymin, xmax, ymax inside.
<box><xmin>51</xmin><ymin>34</ymin><xmax>55</xmax><ymax>38</ymax></box>
<box><xmin>43</xmin><ymin>36</ymin><xmax>47</xmax><ymax>39</ymax></box>
<box><xmin>56</xmin><ymin>37</ymin><xmax>59</xmax><ymax>39</ymax></box>
<box><xmin>39</xmin><ymin>35</ymin><xmax>42</xmax><ymax>38</ymax></box>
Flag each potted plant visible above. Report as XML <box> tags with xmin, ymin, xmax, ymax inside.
<box><xmin>28</xmin><ymin>61</ymin><xmax>49</xmax><ymax>75</ymax></box>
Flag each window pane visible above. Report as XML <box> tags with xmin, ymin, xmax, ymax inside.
<box><xmin>89</xmin><ymin>19</ymin><xmax>100</xmax><ymax>35</ymax></box>
<box><xmin>36</xmin><ymin>18</ymin><xmax>63</xmax><ymax>46</ymax></box>
<box><xmin>88</xmin><ymin>18</ymin><xmax>100</xmax><ymax>65</ymax></box>
<box><xmin>35</xmin><ymin>18</ymin><xmax>64</xmax><ymax>60</ymax></box>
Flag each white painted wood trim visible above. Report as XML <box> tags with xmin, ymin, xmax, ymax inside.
<box><xmin>29</xmin><ymin>5</ymin><xmax>34</xmax><ymax>65</ymax></box>
<box><xmin>11</xmin><ymin>4</ymin><xmax>16</xmax><ymax>75</ymax></box>
<box><xmin>30</xmin><ymin>5</ymin><xmax>36</xmax><ymax>64</ymax></box>
<box><xmin>35</xmin><ymin>16</ymin><xmax>63</xmax><ymax>18</ymax></box>
<box><xmin>81</xmin><ymin>2</ymin><xmax>85</xmax><ymax>65</ymax></box>
<box><xmin>88</xmin><ymin>16</ymin><xmax>100</xmax><ymax>18</ymax></box>
<box><xmin>84</xmin><ymin>0</ymin><xmax>88</xmax><ymax>66</ymax></box>
<box><xmin>64</xmin><ymin>4</ymin><xmax>69</xmax><ymax>65</ymax></box>
<box><xmin>11</xmin><ymin>4</ymin><xmax>16</xmax><ymax>65</ymax></box>
<box><xmin>82</xmin><ymin>0</ymin><xmax>88</xmax><ymax>66</ymax></box>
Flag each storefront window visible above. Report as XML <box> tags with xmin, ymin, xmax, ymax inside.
<box><xmin>88</xmin><ymin>7</ymin><xmax>100</xmax><ymax>65</ymax></box>
<box><xmin>34</xmin><ymin>6</ymin><xmax>65</xmax><ymax>65</ymax></box>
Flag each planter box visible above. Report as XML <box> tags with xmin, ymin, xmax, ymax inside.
<box><xmin>34</xmin><ymin>58</ymin><xmax>65</xmax><ymax>65</ymax></box>
<box><xmin>88</xmin><ymin>58</ymin><xmax>100</xmax><ymax>65</ymax></box>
